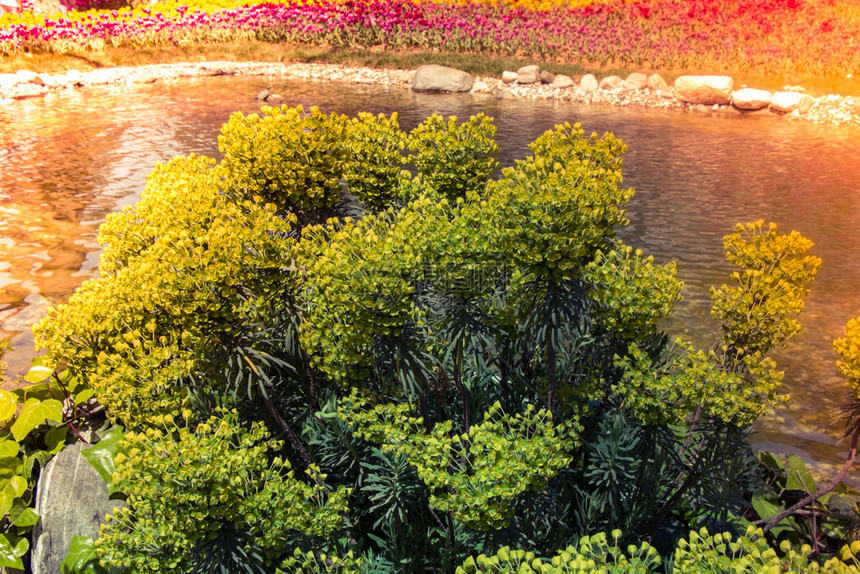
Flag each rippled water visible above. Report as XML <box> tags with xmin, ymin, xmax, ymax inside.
<box><xmin>2</xmin><ymin>75</ymin><xmax>860</xmax><ymax>481</ymax></box>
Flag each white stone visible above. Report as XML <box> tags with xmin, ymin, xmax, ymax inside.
<box><xmin>471</xmin><ymin>80</ymin><xmax>489</xmax><ymax>92</ymax></box>
<box><xmin>579</xmin><ymin>74</ymin><xmax>598</xmax><ymax>92</ymax></box>
<box><xmin>598</xmin><ymin>75</ymin><xmax>622</xmax><ymax>90</ymax></box>
<box><xmin>501</xmin><ymin>70</ymin><xmax>518</xmax><ymax>84</ymax></box>
<box><xmin>731</xmin><ymin>88</ymin><xmax>772</xmax><ymax>110</ymax></box>
<box><xmin>15</xmin><ymin>70</ymin><xmax>42</xmax><ymax>85</ymax></box>
<box><xmin>621</xmin><ymin>72</ymin><xmax>647</xmax><ymax>90</ymax></box>
<box><xmin>770</xmin><ymin>91</ymin><xmax>815</xmax><ymax>114</ymax></box>
<box><xmin>646</xmin><ymin>73</ymin><xmax>668</xmax><ymax>91</ymax></box>
<box><xmin>673</xmin><ymin>75</ymin><xmax>734</xmax><ymax>105</ymax></box>
<box><xmin>516</xmin><ymin>65</ymin><xmax>540</xmax><ymax>84</ymax></box>
<box><xmin>65</xmin><ymin>69</ymin><xmax>82</xmax><ymax>85</ymax></box>
<box><xmin>412</xmin><ymin>65</ymin><xmax>473</xmax><ymax>92</ymax></box>
<box><xmin>551</xmin><ymin>74</ymin><xmax>575</xmax><ymax>89</ymax></box>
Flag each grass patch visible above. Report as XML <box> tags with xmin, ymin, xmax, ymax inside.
<box><xmin>1</xmin><ymin>41</ymin><xmax>857</xmax><ymax>96</ymax></box>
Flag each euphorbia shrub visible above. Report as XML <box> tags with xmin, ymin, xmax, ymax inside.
<box><xmin>33</xmin><ymin>106</ymin><xmax>839</xmax><ymax>572</ymax></box>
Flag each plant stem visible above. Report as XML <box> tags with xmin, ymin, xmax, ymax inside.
<box><xmin>263</xmin><ymin>395</ymin><xmax>311</xmax><ymax>468</ymax></box>
<box><xmin>547</xmin><ymin>335</ymin><xmax>557</xmax><ymax>413</ymax></box>
<box><xmin>757</xmin><ymin>427</ymin><xmax>860</xmax><ymax>538</ymax></box>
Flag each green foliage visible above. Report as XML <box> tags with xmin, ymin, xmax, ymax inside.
<box><xmin>456</xmin><ymin>531</ymin><xmax>661</xmax><ymax>573</ymax></box>
<box><xmin>297</xmin><ymin>202</ymin><xmax>432</xmax><ymax>387</ymax></box>
<box><xmin>614</xmin><ymin>221</ymin><xmax>819</xmax><ymax>428</ymax></box>
<box><xmin>834</xmin><ymin>316</ymin><xmax>860</xmax><ymax>397</ymax></box>
<box><xmin>406</xmin><ymin>114</ymin><xmax>499</xmax><ymax>202</ymax></box>
<box><xmin>62</xmin><ymin>536</ymin><xmax>113</xmax><ymax>574</ymax></box>
<box><xmin>711</xmin><ymin>221</ymin><xmax>821</xmax><ymax>358</ymax></box>
<box><xmin>0</xmin><ymin>354</ymin><xmax>98</xmax><ymax>570</ymax></box>
<box><xmin>486</xmin><ymin>123</ymin><xmax>631</xmax><ymax>283</ymax></box>
<box><xmin>279</xmin><ymin>548</ymin><xmax>362</xmax><ymax>573</ymax></box>
<box><xmin>95</xmin><ymin>411</ymin><xmax>351</xmax><ymax>573</ymax></box>
<box><xmin>584</xmin><ymin>245</ymin><xmax>682</xmax><ymax>340</ymax></box>
<box><xmin>344</xmin><ymin>112</ymin><xmax>409</xmax><ymax>212</ymax></box>
<box><xmin>35</xmin><ymin>154</ymin><xmax>297</xmax><ymax>429</ymax></box>
<box><xmin>754</xmin><ymin>451</ymin><xmax>860</xmax><ymax>556</ymax></box>
<box><xmin>673</xmin><ymin>527</ymin><xmax>857</xmax><ymax>574</ymax></box>
<box><xmin>457</xmin><ymin>527</ymin><xmax>860</xmax><ymax>574</ymax></box>
<box><xmin>218</xmin><ymin>105</ymin><xmax>351</xmax><ymax>215</ymax></box>
<box><xmin>33</xmin><ymin>106</ymin><xmax>839</xmax><ymax>572</ymax></box>
<box><xmin>340</xmin><ymin>395</ymin><xmax>577</xmax><ymax>531</ymax></box>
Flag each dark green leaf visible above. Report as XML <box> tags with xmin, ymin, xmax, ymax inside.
<box><xmin>62</xmin><ymin>536</ymin><xmax>110</xmax><ymax>574</ymax></box>
<box><xmin>82</xmin><ymin>426</ymin><xmax>125</xmax><ymax>494</ymax></box>
<box><xmin>0</xmin><ymin>533</ymin><xmax>28</xmax><ymax>569</ymax></box>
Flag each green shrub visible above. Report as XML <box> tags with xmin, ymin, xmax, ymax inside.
<box><xmin>32</xmin><ymin>107</ymin><xmax>846</xmax><ymax>572</ymax></box>
<box><xmin>95</xmin><ymin>411</ymin><xmax>350</xmax><ymax>573</ymax></box>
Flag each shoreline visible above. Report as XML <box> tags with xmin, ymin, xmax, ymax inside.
<box><xmin>1</xmin><ymin>60</ymin><xmax>859</xmax><ymax>128</ymax></box>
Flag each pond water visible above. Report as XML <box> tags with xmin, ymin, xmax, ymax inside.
<box><xmin>2</xmin><ymin>75</ymin><xmax>860</xmax><ymax>482</ymax></box>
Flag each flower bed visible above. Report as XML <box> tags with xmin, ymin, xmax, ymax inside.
<box><xmin>1</xmin><ymin>0</ymin><xmax>857</xmax><ymax>81</ymax></box>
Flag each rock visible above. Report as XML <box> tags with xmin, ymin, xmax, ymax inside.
<box><xmin>551</xmin><ymin>74</ymin><xmax>575</xmax><ymax>89</ymax></box>
<box><xmin>471</xmin><ymin>80</ymin><xmax>489</xmax><ymax>92</ymax></box>
<box><xmin>770</xmin><ymin>91</ymin><xmax>815</xmax><ymax>114</ymax></box>
<box><xmin>12</xmin><ymin>84</ymin><xmax>45</xmax><ymax>98</ymax></box>
<box><xmin>31</xmin><ymin>442</ymin><xmax>126</xmax><ymax>574</ymax></box>
<box><xmin>782</xmin><ymin>85</ymin><xmax>807</xmax><ymax>94</ymax></box>
<box><xmin>673</xmin><ymin>75</ymin><xmax>734</xmax><ymax>105</ymax></box>
<box><xmin>64</xmin><ymin>69</ymin><xmax>82</xmax><ymax>86</ymax></box>
<box><xmin>15</xmin><ymin>70</ymin><xmax>43</xmax><ymax>85</ymax></box>
<box><xmin>731</xmin><ymin>88</ymin><xmax>772</xmax><ymax>110</ymax></box>
<box><xmin>132</xmin><ymin>70</ymin><xmax>159</xmax><ymax>84</ymax></box>
<box><xmin>539</xmin><ymin>70</ymin><xmax>555</xmax><ymax>84</ymax></box>
<box><xmin>598</xmin><ymin>75</ymin><xmax>622</xmax><ymax>90</ymax></box>
<box><xmin>494</xmin><ymin>87</ymin><xmax>515</xmax><ymax>99</ymax></box>
<box><xmin>516</xmin><ymin>65</ymin><xmax>541</xmax><ymax>84</ymax></box>
<box><xmin>412</xmin><ymin>64</ymin><xmax>473</xmax><ymax>92</ymax></box>
<box><xmin>501</xmin><ymin>70</ymin><xmax>518</xmax><ymax>84</ymax></box>
<box><xmin>254</xmin><ymin>88</ymin><xmax>270</xmax><ymax>101</ymax></box>
<box><xmin>646</xmin><ymin>73</ymin><xmax>668</xmax><ymax>91</ymax></box>
<box><xmin>579</xmin><ymin>74</ymin><xmax>598</xmax><ymax>92</ymax></box>
<box><xmin>621</xmin><ymin>72</ymin><xmax>647</xmax><ymax>90</ymax></box>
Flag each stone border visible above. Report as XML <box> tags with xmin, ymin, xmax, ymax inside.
<box><xmin>1</xmin><ymin>60</ymin><xmax>858</xmax><ymax>128</ymax></box>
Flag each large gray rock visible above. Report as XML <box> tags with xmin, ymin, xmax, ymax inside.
<box><xmin>770</xmin><ymin>91</ymin><xmax>815</xmax><ymax>114</ymax></box>
<box><xmin>501</xmin><ymin>70</ymin><xmax>518</xmax><ymax>84</ymax></box>
<box><xmin>539</xmin><ymin>70</ymin><xmax>555</xmax><ymax>84</ymax></box>
<box><xmin>31</xmin><ymin>442</ymin><xmax>125</xmax><ymax>574</ymax></box>
<box><xmin>673</xmin><ymin>75</ymin><xmax>734</xmax><ymax>105</ymax></box>
<box><xmin>551</xmin><ymin>74</ymin><xmax>575</xmax><ymax>89</ymax></box>
<box><xmin>579</xmin><ymin>74</ymin><xmax>598</xmax><ymax>92</ymax></box>
<box><xmin>412</xmin><ymin>65</ymin><xmax>473</xmax><ymax>92</ymax></box>
<box><xmin>646</xmin><ymin>73</ymin><xmax>668</xmax><ymax>91</ymax></box>
<box><xmin>598</xmin><ymin>75</ymin><xmax>622</xmax><ymax>90</ymax></box>
<box><xmin>621</xmin><ymin>72</ymin><xmax>647</xmax><ymax>90</ymax></box>
<box><xmin>731</xmin><ymin>88</ymin><xmax>771</xmax><ymax>110</ymax></box>
<box><xmin>516</xmin><ymin>65</ymin><xmax>541</xmax><ymax>84</ymax></box>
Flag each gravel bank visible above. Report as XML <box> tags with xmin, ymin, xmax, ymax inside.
<box><xmin>1</xmin><ymin>60</ymin><xmax>858</xmax><ymax>128</ymax></box>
